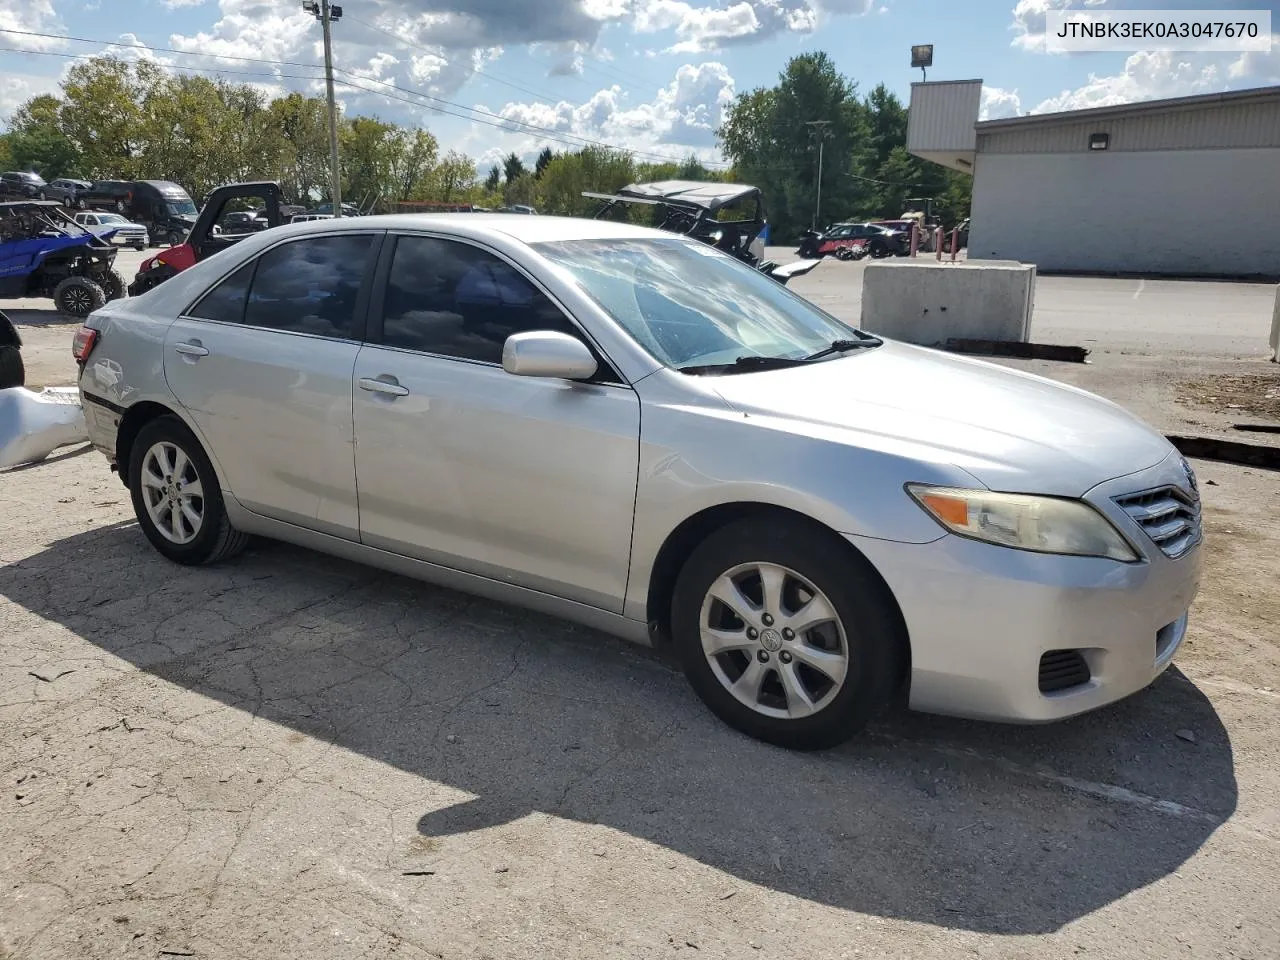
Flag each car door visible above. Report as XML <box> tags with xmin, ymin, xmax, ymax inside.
<box><xmin>352</xmin><ymin>233</ymin><xmax>641</xmax><ymax>613</ymax></box>
<box><xmin>163</xmin><ymin>231</ymin><xmax>382</xmax><ymax>539</ymax></box>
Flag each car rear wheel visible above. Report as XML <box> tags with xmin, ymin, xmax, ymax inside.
<box><xmin>128</xmin><ymin>416</ymin><xmax>250</xmax><ymax>565</ymax></box>
<box><xmin>869</xmin><ymin>239</ymin><xmax>890</xmax><ymax>259</ymax></box>
<box><xmin>53</xmin><ymin>277</ymin><xmax>106</xmax><ymax>318</ymax></box>
<box><xmin>671</xmin><ymin>517</ymin><xmax>902</xmax><ymax>750</ymax></box>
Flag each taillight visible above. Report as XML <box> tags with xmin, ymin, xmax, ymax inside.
<box><xmin>72</xmin><ymin>326</ymin><xmax>98</xmax><ymax>365</ymax></box>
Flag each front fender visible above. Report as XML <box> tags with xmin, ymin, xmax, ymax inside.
<box><xmin>622</xmin><ymin>378</ymin><xmax>979</xmax><ymax>623</ymax></box>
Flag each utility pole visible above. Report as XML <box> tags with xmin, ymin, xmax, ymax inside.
<box><xmin>304</xmin><ymin>1</ymin><xmax>344</xmax><ymax>217</ymax></box>
<box><xmin>805</xmin><ymin>120</ymin><xmax>833</xmax><ymax>231</ymax></box>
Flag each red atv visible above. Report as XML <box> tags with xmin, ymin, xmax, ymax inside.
<box><xmin>128</xmin><ymin>182</ymin><xmax>285</xmax><ymax>296</ymax></box>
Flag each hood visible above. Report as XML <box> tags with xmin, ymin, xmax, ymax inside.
<box><xmin>705</xmin><ymin>341</ymin><xmax>1173</xmax><ymax>497</ymax></box>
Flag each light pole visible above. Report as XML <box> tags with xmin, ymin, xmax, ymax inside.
<box><xmin>304</xmin><ymin>0</ymin><xmax>344</xmax><ymax>217</ymax></box>
<box><xmin>805</xmin><ymin>120</ymin><xmax>832</xmax><ymax>231</ymax></box>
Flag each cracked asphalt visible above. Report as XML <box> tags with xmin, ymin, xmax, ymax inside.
<box><xmin>3</xmin><ymin>258</ymin><xmax>1280</xmax><ymax>958</ymax></box>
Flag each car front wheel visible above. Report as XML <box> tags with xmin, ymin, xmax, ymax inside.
<box><xmin>128</xmin><ymin>416</ymin><xmax>250</xmax><ymax>565</ymax></box>
<box><xmin>671</xmin><ymin>516</ymin><xmax>903</xmax><ymax>750</ymax></box>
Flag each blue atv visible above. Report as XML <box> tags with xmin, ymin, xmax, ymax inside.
<box><xmin>0</xmin><ymin>200</ymin><xmax>126</xmax><ymax>319</ymax></box>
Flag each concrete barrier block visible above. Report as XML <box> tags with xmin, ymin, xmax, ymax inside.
<box><xmin>860</xmin><ymin>260</ymin><xmax>1037</xmax><ymax>346</ymax></box>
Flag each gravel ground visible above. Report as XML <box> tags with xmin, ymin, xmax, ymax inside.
<box><xmin>2</xmin><ymin>248</ymin><xmax>1279</xmax><ymax>959</ymax></box>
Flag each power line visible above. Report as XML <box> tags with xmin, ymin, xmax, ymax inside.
<box><xmin>0</xmin><ymin>25</ymin><xmax>729</xmax><ymax>168</ymax></box>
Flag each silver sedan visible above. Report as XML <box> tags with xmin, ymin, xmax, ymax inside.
<box><xmin>74</xmin><ymin>215</ymin><xmax>1202</xmax><ymax>749</ymax></box>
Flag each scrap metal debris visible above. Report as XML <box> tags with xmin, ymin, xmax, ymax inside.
<box><xmin>28</xmin><ymin>668</ymin><xmax>75</xmax><ymax>683</ymax></box>
<box><xmin>0</xmin><ymin>386</ymin><xmax>89</xmax><ymax>469</ymax></box>
<box><xmin>944</xmin><ymin>338</ymin><xmax>1090</xmax><ymax>364</ymax></box>
<box><xmin>1166</xmin><ymin>435</ymin><xmax>1280</xmax><ymax>472</ymax></box>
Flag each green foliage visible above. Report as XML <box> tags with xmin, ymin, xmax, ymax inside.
<box><xmin>485</xmin><ymin>165</ymin><xmax>501</xmax><ymax>191</ymax></box>
<box><xmin>718</xmin><ymin>53</ymin><xmax>972</xmax><ymax>241</ymax></box>
<box><xmin>535</xmin><ymin>146</ymin><xmax>636</xmax><ymax>218</ymax></box>
<box><xmin>502</xmin><ymin>152</ymin><xmax>526</xmax><ymax>184</ymax></box>
<box><xmin>534</xmin><ymin>146</ymin><xmax>555</xmax><ymax>178</ymax></box>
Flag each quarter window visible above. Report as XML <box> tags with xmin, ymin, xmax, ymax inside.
<box><xmin>243</xmin><ymin>234</ymin><xmax>374</xmax><ymax>339</ymax></box>
<box><xmin>379</xmin><ymin>235</ymin><xmax>581</xmax><ymax>364</ymax></box>
<box><xmin>188</xmin><ymin>262</ymin><xmax>255</xmax><ymax>325</ymax></box>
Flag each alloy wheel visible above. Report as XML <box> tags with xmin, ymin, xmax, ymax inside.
<box><xmin>698</xmin><ymin>561</ymin><xmax>849</xmax><ymax>720</ymax></box>
<box><xmin>60</xmin><ymin>285</ymin><xmax>93</xmax><ymax>316</ymax></box>
<box><xmin>139</xmin><ymin>441</ymin><xmax>205</xmax><ymax>545</ymax></box>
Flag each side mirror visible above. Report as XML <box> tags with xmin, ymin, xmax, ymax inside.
<box><xmin>502</xmin><ymin>331</ymin><xmax>598</xmax><ymax>381</ymax></box>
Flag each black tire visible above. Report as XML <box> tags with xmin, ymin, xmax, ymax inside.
<box><xmin>798</xmin><ymin>240</ymin><xmax>819</xmax><ymax>260</ymax></box>
<box><xmin>128</xmin><ymin>415</ymin><xmax>250</xmax><ymax>565</ymax></box>
<box><xmin>133</xmin><ymin>242</ymin><xmax>146</xmax><ymax>251</ymax></box>
<box><xmin>114</xmin><ymin>200</ymin><xmax>126</xmax><ymax>213</ymax></box>
<box><xmin>166</xmin><ymin>231</ymin><xmax>183</xmax><ymax>247</ymax></box>
<box><xmin>0</xmin><ymin>344</ymin><xmax>24</xmax><ymax>390</ymax></box>
<box><xmin>38</xmin><ymin>191</ymin><xmax>47</xmax><ymax>201</ymax></box>
<box><xmin>53</xmin><ymin>276</ymin><xmax>107</xmax><ymax>318</ymax></box>
<box><xmin>868</xmin><ymin>239</ymin><xmax>889</xmax><ymax>258</ymax></box>
<box><xmin>670</xmin><ymin>516</ymin><xmax>903</xmax><ymax>750</ymax></box>
<box><xmin>101</xmin><ymin>269</ymin><xmax>127</xmax><ymax>301</ymax></box>
<box><xmin>76</xmin><ymin>198</ymin><xmax>87</xmax><ymax>210</ymax></box>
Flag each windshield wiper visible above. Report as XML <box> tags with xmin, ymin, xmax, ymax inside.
<box><xmin>677</xmin><ymin>354</ymin><xmax>814</xmax><ymax>375</ymax></box>
<box><xmin>803</xmin><ymin>336</ymin><xmax>882</xmax><ymax>361</ymax></box>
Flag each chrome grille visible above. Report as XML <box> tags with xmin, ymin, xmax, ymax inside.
<box><xmin>1114</xmin><ymin>485</ymin><xmax>1201</xmax><ymax>559</ymax></box>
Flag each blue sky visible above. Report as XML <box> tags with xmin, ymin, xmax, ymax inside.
<box><xmin>1</xmin><ymin>0</ymin><xmax>1277</xmax><ymax>169</ymax></box>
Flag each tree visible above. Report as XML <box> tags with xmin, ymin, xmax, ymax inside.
<box><xmin>715</xmin><ymin>52</ymin><xmax>973</xmax><ymax>240</ymax></box>
<box><xmin>425</xmin><ymin>150</ymin><xmax>476</xmax><ymax>201</ymax></box>
<box><xmin>58</xmin><ymin>57</ymin><xmax>162</xmax><ymax>178</ymax></box>
<box><xmin>534</xmin><ymin>146</ymin><xmax>555</xmax><ymax>178</ymax></box>
<box><xmin>485</xmin><ymin>165</ymin><xmax>501</xmax><ymax>191</ymax></box>
<box><xmin>268</xmin><ymin>92</ymin><xmax>332</xmax><ymax>203</ymax></box>
<box><xmin>7</xmin><ymin>127</ymin><xmax>82</xmax><ymax>179</ymax></box>
<box><xmin>536</xmin><ymin>146</ymin><xmax>635</xmax><ymax>217</ymax></box>
<box><xmin>503</xmin><ymin>172</ymin><xmax>537</xmax><ymax>208</ymax></box>
<box><xmin>503</xmin><ymin>152</ymin><xmax>526</xmax><ymax>184</ymax></box>
<box><xmin>386</xmin><ymin>128</ymin><xmax>439</xmax><ymax>201</ymax></box>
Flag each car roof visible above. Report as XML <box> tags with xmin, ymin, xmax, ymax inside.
<box><xmin>263</xmin><ymin>213</ymin><xmax>675</xmax><ymax>245</ymax></box>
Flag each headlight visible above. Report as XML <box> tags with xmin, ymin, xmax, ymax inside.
<box><xmin>906</xmin><ymin>485</ymin><xmax>1139</xmax><ymax>562</ymax></box>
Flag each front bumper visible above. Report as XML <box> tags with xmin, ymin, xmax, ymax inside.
<box><xmin>851</xmin><ymin>451</ymin><xmax>1203</xmax><ymax>723</ymax></box>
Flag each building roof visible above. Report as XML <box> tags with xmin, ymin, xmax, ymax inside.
<box><xmin>976</xmin><ymin>84</ymin><xmax>1280</xmax><ymax>131</ymax></box>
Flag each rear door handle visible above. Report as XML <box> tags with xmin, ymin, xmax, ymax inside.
<box><xmin>358</xmin><ymin>376</ymin><xmax>409</xmax><ymax>398</ymax></box>
<box><xmin>173</xmin><ymin>341</ymin><xmax>209</xmax><ymax>358</ymax></box>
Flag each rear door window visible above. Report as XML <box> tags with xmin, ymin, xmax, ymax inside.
<box><xmin>243</xmin><ymin>234</ymin><xmax>376</xmax><ymax>339</ymax></box>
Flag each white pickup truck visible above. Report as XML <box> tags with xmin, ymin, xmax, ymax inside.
<box><xmin>72</xmin><ymin>211</ymin><xmax>149</xmax><ymax>250</ymax></box>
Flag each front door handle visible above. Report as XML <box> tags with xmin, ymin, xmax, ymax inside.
<box><xmin>173</xmin><ymin>341</ymin><xmax>209</xmax><ymax>358</ymax></box>
<box><xmin>358</xmin><ymin>376</ymin><xmax>409</xmax><ymax>398</ymax></box>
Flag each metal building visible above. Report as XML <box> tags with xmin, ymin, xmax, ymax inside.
<box><xmin>907</xmin><ymin>81</ymin><xmax>1280</xmax><ymax>278</ymax></box>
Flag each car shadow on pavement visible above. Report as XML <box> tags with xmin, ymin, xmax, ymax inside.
<box><xmin>3</xmin><ymin>308</ymin><xmax>75</xmax><ymax>327</ymax></box>
<box><xmin>0</xmin><ymin>521</ymin><xmax>1238</xmax><ymax>935</ymax></box>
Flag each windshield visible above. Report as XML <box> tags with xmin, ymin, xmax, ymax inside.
<box><xmin>166</xmin><ymin>200</ymin><xmax>197</xmax><ymax>216</ymax></box>
<box><xmin>97</xmin><ymin>213</ymin><xmax>126</xmax><ymax>223</ymax></box>
<box><xmin>536</xmin><ymin>237</ymin><xmax>864</xmax><ymax>370</ymax></box>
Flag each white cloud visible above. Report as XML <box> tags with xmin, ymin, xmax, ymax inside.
<box><xmin>0</xmin><ymin>72</ymin><xmax>61</xmax><ymax>127</ymax></box>
<box><xmin>1028</xmin><ymin>39</ymin><xmax>1279</xmax><ymax>115</ymax></box>
<box><xmin>980</xmin><ymin>85</ymin><xmax>1022</xmax><ymax>120</ymax></box>
<box><xmin>1010</xmin><ymin>0</ymin><xmax>1075</xmax><ymax>52</ymax></box>
<box><xmin>160</xmin><ymin>0</ymin><xmax>208</xmax><ymax>9</ymax></box>
<box><xmin>477</xmin><ymin>60</ymin><xmax>735</xmax><ymax>163</ymax></box>
<box><xmin>0</xmin><ymin>0</ymin><xmax>65</xmax><ymax>52</ymax></box>
<box><xmin>632</xmin><ymin>0</ymin><xmax>871</xmax><ymax>53</ymax></box>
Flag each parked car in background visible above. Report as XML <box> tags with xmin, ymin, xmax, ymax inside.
<box><xmin>798</xmin><ymin>223</ymin><xmax>902</xmax><ymax>260</ymax></box>
<box><xmin>0</xmin><ymin>172</ymin><xmax>46</xmax><ymax>200</ymax></box>
<box><xmin>78</xmin><ymin>179</ymin><xmax>133</xmax><ymax>211</ymax></box>
<box><xmin>74</xmin><ymin>211</ymin><xmax>150</xmax><ymax>250</ymax></box>
<box><xmin>81</xmin><ymin>180</ymin><xmax>198</xmax><ymax>246</ymax></box>
<box><xmin>77</xmin><ymin>214</ymin><xmax>1202</xmax><ymax>750</ymax></box>
<box><xmin>289</xmin><ymin>213</ymin><xmax>333</xmax><ymax>224</ymax></box>
<box><xmin>955</xmin><ymin>218</ymin><xmax>970</xmax><ymax>250</ymax></box>
<box><xmin>42</xmin><ymin>178</ymin><xmax>92</xmax><ymax>206</ymax></box>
